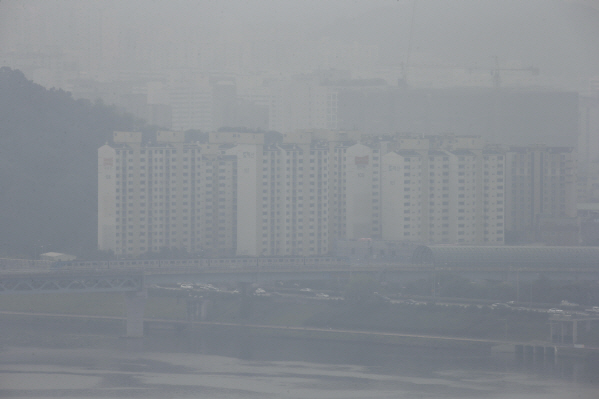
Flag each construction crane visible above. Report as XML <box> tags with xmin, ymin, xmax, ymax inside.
<box><xmin>402</xmin><ymin>1</ymin><xmax>539</xmax><ymax>88</ymax></box>
<box><xmin>403</xmin><ymin>58</ymin><xmax>540</xmax><ymax>89</ymax></box>
<box><xmin>485</xmin><ymin>56</ymin><xmax>540</xmax><ymax>89</ymax></box>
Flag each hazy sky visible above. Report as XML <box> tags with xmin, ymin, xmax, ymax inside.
<box><xmin>1</xmin><ymin>0</ymin><xmax>598</xmax><ymax>89</ymax></box>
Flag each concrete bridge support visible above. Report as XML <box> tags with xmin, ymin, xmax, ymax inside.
<box><xmin>201</xmin><ymin>299</ymin><xmax>212</xmax><ymax>321</ymax></box>
<box><xmin>545</xmin><ymin>346</ymin><xmax>556</xmax><ymax>363</ymax></box>
<box><xmin>534</xmin><ymin>346</ymin><xmax>545</xmax><ymax>362</ymax></box>
<box><xmin>185</xmin><ymin>296</ymin><xmax>211</xmax><ymax>322</ymax></box>
<box><xmin>186</xmin><ymin>297</ymin><xmax>200</xmax><ymax>322</ymax></box>
<box><xmin>125</xmin><ymin>289</ymin><xmax>147</xmax><ymax>338</ymax></box>
<box><xmin>515</xmin><ymin>344</ymin><xmax>557</xmax><ymax>365</ymax></box>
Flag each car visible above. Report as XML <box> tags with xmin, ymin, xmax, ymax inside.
<box><xmin>316</xmin><ymin>293</ymin><xmax>329</xmax><ymax>298</ymax></box>
<box><xmin>180</xmin><ymin>284</ymin><xmax>193</xmax><ymax>289</ymax></box>
<box><xmin>491</xmin><ymin>303</ymin><xmax>511</xmax><ymax>309</ymax></box>
<box><xmin>560</xmin><ymin>300</ymin><xmax>579</xmax><ymax>307</ymax></box>
<box><xmin>300</xmin><ymin>288</ymin><xmax>312</xmax><ymax>292</ymax></box>
<box><xmin>548</xmin><ymin>308</ymin><xmax>564</xmax><ymax>314</ymax></box>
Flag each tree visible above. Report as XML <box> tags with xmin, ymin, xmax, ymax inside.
<box><xmin>0</xmin><ymin>68</ymin><xmax>140</xmax><ymax>257</ymax></box>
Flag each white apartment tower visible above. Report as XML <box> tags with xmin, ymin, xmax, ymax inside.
<box><xmin>343</xmin><ymin>136</ymin><xmax>505</xmax><ymax>245</ymax></box>
<box><xmin>99</xmin><ymin>131</ymin><xmax>507</xmax><ymax>258</ymax></box>
<box><xmin>381</xmin><ymin>150</ymin><xmax>423</xmax><ymax>241</ymax></box>
<box><xmin>99</xmin><ymin>131</ymin><xmax>240</xmax><ymax>257</ymax></box>
<box><xmin>268</xmin><ymin>80</ymin><xmax>338</xmax><ymax>134</ymax></box>
<box><xmin>260</xmin><ymin>140</ymin><xmax>329</xmax><ymax>256</ymax></box>
<box><xmin>99</xmin><ymin>131</ymin><xmax>330</xmax><ymax>258</ymax></box>
<box><xmin>481</xmin><ymin>149</ymin><xmax>506</xmax><ymax>244</ymax></box>
<box><xmin>344</xmin><ymin>143</ymin><xmax>382</xmax><ymax>239</ymax></box>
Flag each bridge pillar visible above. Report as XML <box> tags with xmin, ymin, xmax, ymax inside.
<box><xmin>125</xmin><ymin>289</ymin><xmax>147</xmax><ymax>338</ymax></box>
<box><xmin>201</xmin><ymin>299</ymin><xmax>212</xmax><ymax>321</ymax></box>
<box><xmin>524</xmin><ymin>345</ymin><xmax>534</xmax><ymax>359</ymax></box>
<box><xmin>545</xmin><ymin>346</ymin><xmax>556</xmax><ymax>364</ymax></box>
<box><xmin>515</xmin><ymin>344</ymin><xmax>524</xmax><ymax>356</ymax></box>
<box><xmin>534</xmin><ymin>346</ymin><xmax>545</xmax><ymax>362</ymax></box>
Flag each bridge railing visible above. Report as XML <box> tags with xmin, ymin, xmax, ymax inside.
<box><xmin>0</xmin><ymin>258</ymin><xmax>55</xmax><ymax>270</ymax></box>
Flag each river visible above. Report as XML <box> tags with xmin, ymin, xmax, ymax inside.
<box><xmin>0</xmin><ymin>316</ymin><xmax>597</xmax><ymax>398</ymax></box>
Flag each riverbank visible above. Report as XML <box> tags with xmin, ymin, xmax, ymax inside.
<box><xmin>0</xmin><ymin>310</ymin><xmax>514</xmax><ymax>354</ymax></box>
<box><xmin>0</xmin><ymin>291</ymin><xmax>550</xmax><ymax>346</ymax></box>
<box><xmin>3</xmin><ymin>316</ymin><xmax>598</xmax><ymax>399</ymax></box>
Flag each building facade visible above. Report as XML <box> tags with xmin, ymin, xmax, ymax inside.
<box><xmin>99</xmin><ymin>130</ymin><xmax>331</xmax><ymax>258</ymax></box>
<box><xmin>99</xmin><ymin>131</ymin><xmax>516</xmax><ymax>258</ymax></box>
<box><xmin>344</xmin><ymin>136</ymin><xmax>505</xmax><ymax>246</ymax></box>
<box><xmin>505</xmin><ymin>145</ymin><xmax>577</xmax><ymax>244</ymax></box>
<box><xmin>98</xmin><ymin>131</ymin><xmax>241</xmax><ymax>257</ymax></box>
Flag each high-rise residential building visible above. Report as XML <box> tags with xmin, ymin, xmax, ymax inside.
<box><xmin>337</xmin><ymin>87</ymin><xmax>579</xmax><ymax>147</ymax></box>
<box><xmin>98</xmin><ymin>131</ymin><xmax>240</xmax><ymax>257</ymax></box>
<box><xmin>267</xmin><ymin>79</ymin><xmax>338</xmax><ymax>134</ymax></box>
<box><xmin>343</xmin><ymin>135</ymin><xmax>505</xmax><ymax>245</ymax></box>
<box><xmin>168</xmin><ymin>78</ymin><xmax>213</xmax><ymax>132</ymax></box>
<box><xmin>344</xmin><ymin>143</ymin><xmax>381</xmax><ymax>240</ymax></box>
<box><xmin>99</xmin><ymin>131</ymin><xmax>512</xmax><ymax>258</ymax></box>
<box><xmin>481</xmin><ymin>148</ymin><xmax>508</xmax><ymax>244</ymax></box>
<box><xmin>319</xmin><ymin>130</ymin><xmax>364</xmax><ymax>245</ymax></box>
<box><xmin>99</xmin><ymin>130</ymin><xmax>331</xmax><ymax>258</ymax></box>
<box><xmin>505</xmin><ymin>145</ymin><xmax>577</xmax><ymax>244</ymax></box>
<box><xmin>577</xmin><ymin>93</ymin><xmax>599</xmax><ymax>203</ymax></box>
<box><xmin>381</xmin><ymin>150</ymin><xmax>423</xmax><ymax>241</ymax></box>
<box><xmin>260</xmin><ymin>135</ymin><xmax>329</xmax><ymax>256</ymax></box>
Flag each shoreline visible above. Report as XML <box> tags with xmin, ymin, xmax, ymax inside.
<box><xmin>0</xmin><ymin>310</ymin><xmax>531</xmax><ymax>353</ymax></box>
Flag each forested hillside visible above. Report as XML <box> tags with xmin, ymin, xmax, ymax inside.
<box><xmin>0</xmin><ymin>67</ymin><xmax>140</xmax><ymax>258</ymax></box>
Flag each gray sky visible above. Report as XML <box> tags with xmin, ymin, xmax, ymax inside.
<box><xmin>0</xmin><ymin>0</ymin><xmax>598</xmax><ymax>89</ymax></box>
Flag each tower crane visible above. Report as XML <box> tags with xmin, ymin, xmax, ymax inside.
<box><xmin>403</xmin><ymin>58</ymin><xmax>540</xmax><ymax>89</ymax></box>
<box><xmin>485</xmin><ymin>56</ymin><xmax>540</xmax><ymax>89</ymax></box>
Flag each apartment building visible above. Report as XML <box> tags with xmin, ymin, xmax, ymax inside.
<box><xmin>267</xmin><ymin>79</ymin><xmax>338</xmax><ymax>133</ymax></box>
<box><xmin>505</xmin><ymin>145</ymin><xmax>577</xmax><ymax>243</ymax></box>
<box><xmin>481</xmin><ymin>149</ymin><xmax>507</xmax><ymax>244</ymax></box>
<box><xmin>381</xmin><ymin>150</ymin><xmax>423</xmax><ymax>241</ymax></box>
<box><xmin>98</xmin><ymin>131</ymin><xmax>240</xmax><ymax>257</ymax></box>
<box><xmin>344</xmin><ymin>143</ymin><xmax>382</xmax><ymax>239</ymax></box>
<box><xmin>343</xmin><ymin>135</ymin><xmax>505</xmax><ymax>246</ymax></box>
<box><xmin>99</xmin><ymin>130</ymin><xmax>513</xmax><ymax>258</ymax></box>
<box><xmin>260</xmin><ymin>139</ymin><xmax>329</xmax><ymax>256</ymax></box>
<box><xmin>99</xmin><ymin>130</ymin><xmax>330</xmax><ymax>257</ymax></box>
<box><xmin>168</xmin><ymin>79</ymin><xmax>213</xmax><ymax>132</ymax></box>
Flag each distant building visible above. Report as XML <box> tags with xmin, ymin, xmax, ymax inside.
<box><xmin>505</xmin><ymin>145</ymin><xmax>577</xmax><ymax>244</ymax></box>
<box><xmin>102</xmin><ymin>131</ymin><xmax>582</xmax><ymax>258</ymax></box>
<box><xmin>342</xmin><ymin>135</ymin><xmax>505</xmax><ymax>246</ymax></box>
<box><xmin>98</xmin><ymin>130</ymin><xmax>329</xmax><ymax>258</ymax></box>
<box><xmin>168</xmin><ymin>79</ymin><xmax>213</xmax><ymax>132</ymax></box>
<box><xmin>99</xmin><ymin>131</ymin><xmax>241</xmax><ymax>257</ymax></box>
<box><xmin>266</xmin><ymin>78</ymin><xmax>338</xmax><ymax>133</ymax></box>
<box><xmin>40</xmin><ymin>252</ymin><xmax>76</xmax><ymax>262</ymax></box>
<box><xmin>578</xmin><ymin>203</ymin><xmax>599</xmax><ymax>246</ymax></box>
<box><xmin>337</xmin><ymin>87</ymin><xmax>579</xmax><ymax>147</ymax></box>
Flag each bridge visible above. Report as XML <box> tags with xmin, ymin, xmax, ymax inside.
<box><xmin>2</xmin><ymin>259</ymin><xmax>599</xmax><ymax>337</ymax></box>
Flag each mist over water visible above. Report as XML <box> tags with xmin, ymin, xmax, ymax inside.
<box><xmin>1</xmin><ymin>317</ymin><xmax>598</xmax><ymax>398</ymax></box>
